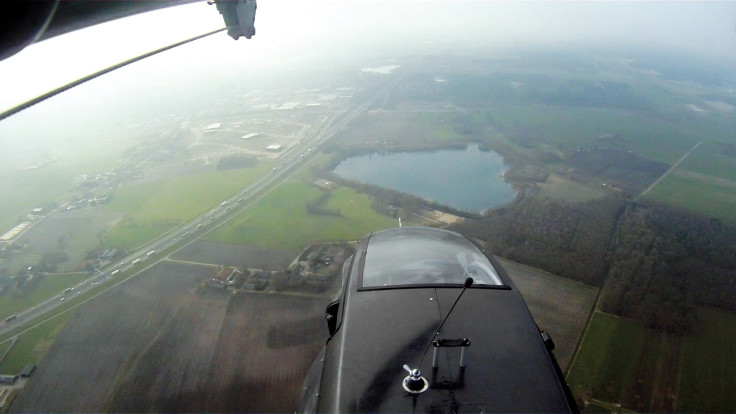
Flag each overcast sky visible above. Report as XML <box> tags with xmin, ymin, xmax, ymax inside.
<box><xmin>0</xmin><ymin>0</ymin><xmax>735</xmax><ymax>114</ymax></box>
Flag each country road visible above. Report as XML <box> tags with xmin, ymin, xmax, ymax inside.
<box><xmin>640</xmin><ymin>141</ymin><xmax>703</xmax><ymax>197</ymax></box>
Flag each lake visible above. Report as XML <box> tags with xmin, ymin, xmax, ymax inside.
<box><xmin>332</xmin><ymin>145</ymin><xmax>516</xmax><ymax>212</ymax></box>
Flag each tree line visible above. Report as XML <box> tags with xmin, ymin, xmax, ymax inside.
<box><xmin>452</xmin><ymin>198</ymin><xmax>736</xmax><ymax>334</ymax></box>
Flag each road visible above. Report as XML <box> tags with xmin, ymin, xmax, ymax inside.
<box><xmin>640</xmin><ymin>141</ymin><xmax>703</xmax><ymax>197</ymax></box>
<box><xmin>0</xmin><ymin>72</ymin><xmax>404</xmax><ymax>338</ymax></box>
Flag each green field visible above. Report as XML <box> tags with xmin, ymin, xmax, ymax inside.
<box><xmin>569</xmin><ymin>309</ymin><xmax>736</xmax><ymax>412</ymax></box>
<box><xmin>207</xmin><ymin>181</ymin><xmax>397</xmax><ymax>251</ymax></box>
<box><xmin>567</xmin><ymin>312</ymin><xmax>643</xmax><ymax>406</ymax></box>
<box><xmin>102</xmin><ymin>165</ymin><xmax>272</xmax><ymax>250</ymax></box>
<box><xmin>679</xmin><ymin>141</ymin><xmax>736</xmax><ymax>181</ymax></box>
<box><xmin>678</xmin><ymin>308</ymin><xmax>736</xmax><ymax>412</ymax></box>
<box><xmin>539</xmin><ymin>175</ymin><xmax>607</xmax><ymax>202</ymax></box>
<box><xmin>0</xmin><ymin>273</ymin><xmax>88</xmax><ymax>321</ymax></box>
<box><xmin>0</xmin><ymin>312</ymin><xmax>72</xmax><ymax>374</ymax></box>
<box><xmin>343</xmin><ymin>103</ymin><xmax>704</xmax><ymax>165</ymax></box>
<box><xmin>644</xmin><ymin>173</ymin><xmax>736</xmax><ymax>223</ymax></box>
<box><xmin>567</xmin><ymin>312</ymin><xmax>684</xmax><ymax>412</ymax></box>
<box><xmin>402</xmin><ymin>112</ymin><xmax>459</xmax><ymax>142</ymax></box>
<box><xmin>484</xmin><ymin>105</ymin><xmax>702</xmax><ymax>164</ymax></box>
<box><xmin>637</xmin><ymin>131</ymin><xmax>736</xmax><ymax>223</ymax></box>
<box><xmin>341</xmin><ymin>111</ymin><xmax>462</xmax><ymax>147</ymax></box>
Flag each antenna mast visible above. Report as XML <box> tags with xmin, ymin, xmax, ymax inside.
<box><xmin>401</xmin><ymin>277</ymin><xmax>473</xmax><ymax>394</ymax></box>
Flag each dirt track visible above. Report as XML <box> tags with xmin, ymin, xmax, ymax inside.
<box><xmin>172</xmin><ymin>241</ymin><xmax>297</xmax><ymax>270</ymax></box>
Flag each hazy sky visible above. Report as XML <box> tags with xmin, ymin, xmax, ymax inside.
<box><xmin>0</xmin><ymin>0</ymin><xmax>735</xmax><ymax>114</ymax></box>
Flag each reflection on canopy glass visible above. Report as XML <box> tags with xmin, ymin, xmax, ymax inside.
<box><xmin>361</xmin><ymin>227</ymin><xmax>503</xmax><ymax>288</ymax></box>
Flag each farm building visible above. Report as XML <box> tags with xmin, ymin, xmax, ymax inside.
<box><xmin>213</xmin><ymin>267</ymin><xmax>240</xmax><ymax>286</ymax></box>
<box><xmin>206</xmin><ymin>278</ymin><xmax>226</xmax><ymax>289</ymax></box>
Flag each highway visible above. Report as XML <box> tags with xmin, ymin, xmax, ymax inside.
<box><xmin>0</xmin><ymin>73</ymin><xmax>403</xmax><ymax>338</ymax></box>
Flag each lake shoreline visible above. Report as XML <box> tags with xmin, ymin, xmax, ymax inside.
<box><xmin>331</xmin><ymin>144</ymin><xmax>518</xmax><ymax>213</ymax></box>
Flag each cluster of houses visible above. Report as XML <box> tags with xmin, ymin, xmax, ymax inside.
<box><xmin>204</xmin><ymin>244</ymin><xmax>353</xmax><ymax>295</ymax></box>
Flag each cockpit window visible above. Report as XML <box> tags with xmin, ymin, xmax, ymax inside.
<box><xmin>361</xmin><ymin>228</ymin><xmax>503</xmax><ymax>288</ymax></box>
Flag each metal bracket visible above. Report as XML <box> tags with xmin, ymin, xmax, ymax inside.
<box><xmin>432</xmin><ymin>338</ymin><xmax>471</xmax><ymax>368</ymax></box>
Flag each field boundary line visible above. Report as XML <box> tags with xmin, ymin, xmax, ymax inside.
<box><xmin>411</xmin><ymin>212</ymin><xmax>441</xmax><ymax>224</ymax></box>
<box><xmin>589</xmin><ymin>397</ymin><xmax>638</xmax><ymax>413</ymax></box>
<box><xmin>565</xmin><ymin>304</ymin><xmax>600</xmax><ymax>377</ymax></box>
<box><xmin>0</xmin><ymin>336</ymin><xmax>18</xmax><ymax>364</ymax></box>
<box><xmin>163</xmin><ymin>258</ymin><xmax>220</xmax><ymax>268</ymax></box>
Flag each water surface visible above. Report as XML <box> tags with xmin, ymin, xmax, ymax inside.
<box><xmin>333</xmin><ymin>145</ymin><xmax>516</xmax><ymax>212</ymax></box>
